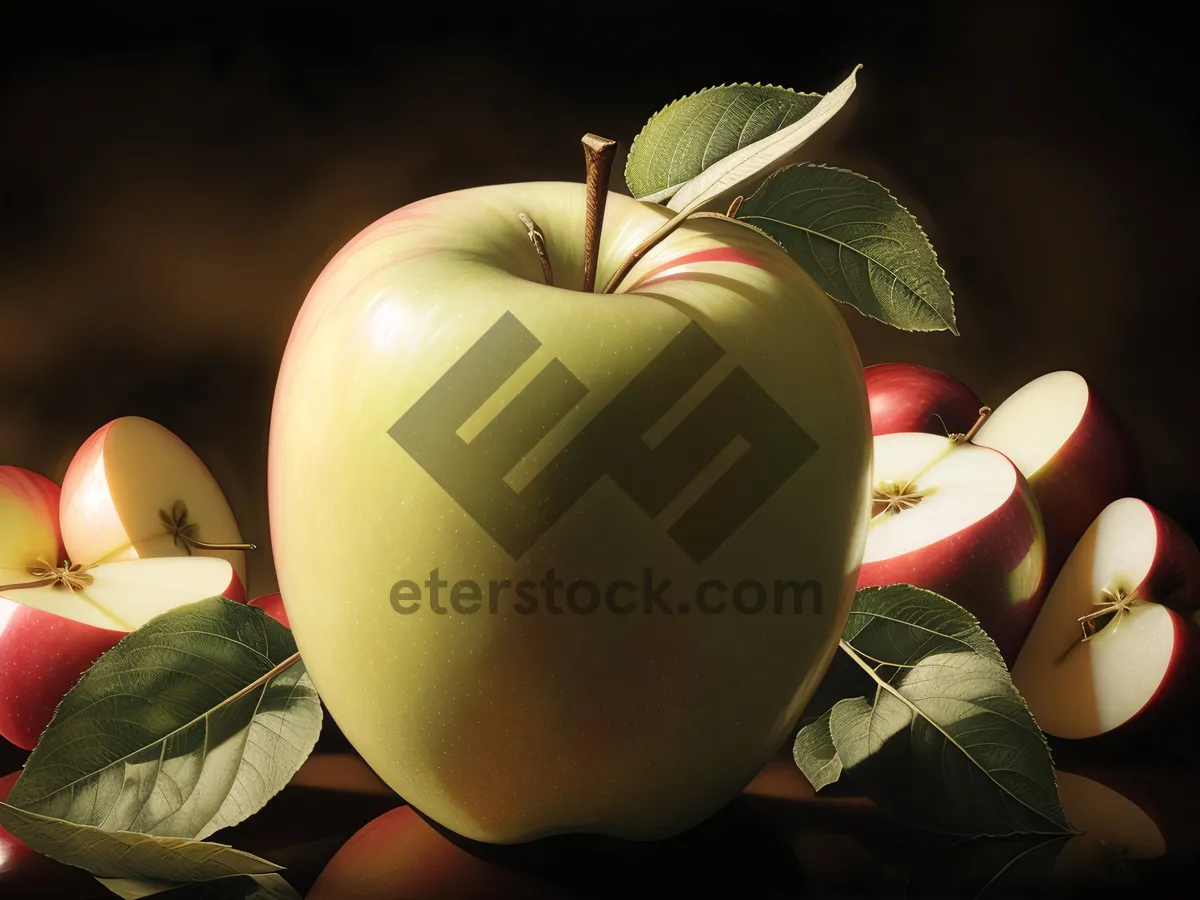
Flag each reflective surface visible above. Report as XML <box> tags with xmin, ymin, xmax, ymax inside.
<box><xmin>2</xmin><ymin>725</ymin><xmax>1198</xmax><ymax>898</ymax></box>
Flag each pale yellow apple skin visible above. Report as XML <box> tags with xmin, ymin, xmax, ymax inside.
<box><xmin>269</xmin><ymin>182</ymin><xmax>872</xmax><ymax>843</ymax></box>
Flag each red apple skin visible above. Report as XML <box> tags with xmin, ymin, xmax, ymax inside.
<box><xmin>1141</xmin><ymin>505</ymin><xmax>1200</xmax><ymax>610</ymax></box>
<box><xmin>1020</xmin><ymin>388</ymin><xmax>1140</xmax><ymax>580</ymax></box>
<box><xmin>0</xmin><ymin>571</ymin><xmax>244</xmax><ymax>751</ymax></box>
<box><xmin>0</xmin><ymin>605</ymin><xmax>124</xmax><ymax>750</ymax></box>
<box><xmin>857</xmin><ymin>468</ymin><xmax>1046</xmax><ymax>664</ymax></box>
<box><xmin>863</xmin><ymin>363</ymin><xmax>984</xmax><ymax>437</ymax></box>
<box><xmin>249</xmin><ymin>592</ymin><xmax>291</xmax><ymax>629</ymax></box>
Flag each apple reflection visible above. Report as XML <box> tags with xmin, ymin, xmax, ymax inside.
<box><xmin>309</xmin><ymin>795</ymin><xmax>806</xmax><ymax>899</ymax></box>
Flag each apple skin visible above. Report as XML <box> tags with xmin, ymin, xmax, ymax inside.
<box><xmin>270</xmin><ymin>182</ymin><xmax>873</xmax><ymax>843</ymax></box>
<box><xmin>0</xmin><ymin>602</ymin><xmax>124</xmax><ymax>750</ymax></box>
<box><xmin>249</xmin><ymin>592</ymin><xmax>290</xmax><ymax>629</ymax></box>
<box><xmin>974</xmin><ymin>373</ymin><xmax>1140</xmax><ymax>578</ymax></box>
<box><xmin>856</xmin><ymin>438</ymin><xmax>1047</xmax><ymax>664</ymax></box>
<box><xmin>863</xmin><ymin>363</ymin><xmax>983</xmax><ymax>437</ymax></box>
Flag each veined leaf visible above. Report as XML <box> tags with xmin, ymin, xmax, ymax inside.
<box><xmin>0</xmin><ymin>803</ymin><xmax>279</xmax><ymax>881</ymax></box>
<box><xmin>738</xmin><ymin>164</ymin><xmax>957</xmax><ymax>333</ymax></box>
<box><xmin>793</xmin><ymin>710</ymin><xmax>843</xmax><ymax>791</ymax></box>
<box><xmin>3</xmin><ymin>597</ymin><xmax>321</xmax><ymax>854</ymax></box>
<box><xmin>664</xmin><ymin>67</ymin><xmax>860</xmax><ymax>213</ymax></box>
<box><xmin>795</xmin><ymin>585</ymin><xmax>1072</xmax><ymax>837</ymax></box>
<box><xmin>626</xmin><ymin>84</ymin><xmax>822</xmax><ymax>203</ymax></box>
<box><xmin>99</xmin><ymin>873</ymin><xmax>302</xmax><ymax>899</ymax></box>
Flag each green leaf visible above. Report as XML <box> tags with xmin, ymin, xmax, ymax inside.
<box><xmin>625</xmin><ymin>84</ymin><xmax>822</xmax><ymax>204</ymax></box>
<box><xmin>0</xmin><ymin>802</ymin><xmax>280</xmax><ymax>880</ymax></box>
<box><xmin>737</xmin><ymin>164</ymin><xmax>957</xmax><ymax>333</ymax></box>
<box><xmin>818</xmin><ymin>585</ymin><xmax>1072</xmax><ymax>837</ymax></box>
<box><xmin>793</xmin><ymin>710</ymin><xmax>843</xmax><ymax>791</ymax></box>
<box><xmin>2</xmin><ymin>596</ymin><xmax>321</xmax><ymax>866</ymax></box>
<box><xmin>99</xmin><ymin>873</ymin><xmax>301</xmax><ymax>900</ymax></box>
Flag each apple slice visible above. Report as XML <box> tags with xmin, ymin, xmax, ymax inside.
<box><xmin>60</xmin><ymin>417</ymin><xmax>252</xmax><ymax>585</ymax></box>
<box><xmin>863</xmin><ymin>363</ymin><xmax>984</xmax><ymax>437</ymax></box>
<box><xmin>972</xmin><ymin>371</ymin><xmax>1139</xmax><ymax>577</ymax></box>
<box><xmin>1012</xmin><ymin>498</ymin><xmax>1200</xmax><ymax>740</ymax></box>
<box><xmin>856</xmin><ymin>432</ymin><xmax>1047</xmax><ymax>663</ymax></box>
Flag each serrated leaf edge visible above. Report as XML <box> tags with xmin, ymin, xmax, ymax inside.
<box><xmin>626</xmin><ymin>82</ymin><xmax>822</xmax><ymax>201</ymax></box>
<box><xmin>738</xmin><ymin>162</ymin><xmax>959</xmax><ymax>335</ymax></box>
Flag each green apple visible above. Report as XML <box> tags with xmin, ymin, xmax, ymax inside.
<box><xmin>269</xmin><ymin>181</ymin><xmax>872</xmax><ymax>843</ymax></box>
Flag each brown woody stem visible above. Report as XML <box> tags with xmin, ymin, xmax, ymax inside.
<box><xmin>958</xmin><ymin>407</ymin><xmax>993</xmax><ymax>444</ymax></box>
<box><xmin>581</xmin><ymin>134</ymin><xmax>617</xmax><ymax>293</ymax></box>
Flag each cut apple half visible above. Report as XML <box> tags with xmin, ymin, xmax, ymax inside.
<box><xmin>973</xmin><ymin>371</ymin><xmax>1139</xmax><ymax>576</ymax></box>
<box><xmin>0</xmin><ymin>556</ymin><xmax>243</xmax><ymax>632</ymax></box>
<box><xmin>60</xmin><ymin>417</ymin><xmax>252</xmax><ymax>585</ymax></box>
<box><xmin>1012</xmin><ymin>498</ymin><xmax>1200</xmax><ymax>739</ymax></box>
<box><xmin>857</xmin><ymin>432</ymin><xmax>1046</xmax><ymax>662</ymax></box>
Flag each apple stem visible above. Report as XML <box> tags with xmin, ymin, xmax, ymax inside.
<box><xmin>725</xmin><ymin>195</ymin><xmax>745</xmax><ymax>218</ymax></box>
<box><xmin>519</xmin><ymin>213</ymin><xmax>554</xmax><ymax>286</ymax></box>
<box><xmin>958</xmin><ymin>407</ymin><xmax>993</xmax><ymax>444</ymax></box>
<box><xmin>581</xmin><ymin>134</ymin><xmax>618</xmax><ymax>292</ymax></box>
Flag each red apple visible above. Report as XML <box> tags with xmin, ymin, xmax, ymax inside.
<box><xmin>0</xmin><ymin>466</ymin><xmax>243</xmax><ymax>750</ymax></box>
<box><xmin>972</xmin><ymin>371</ymin><xmax>1140</xmax><ymax>577</ymax></box>
<box><xmin>249</xmin><ymin>592</ymin><xmax>290</xmax><ymax>629</ymax></box>
<box><xmin>863</xmin><ymin>363</ymin><xmax>984</xmax><ymax>437</ymax></box>
<box><xmin>60</xmin><ymin>416</ymin><xmax>250</xmax><ymax>586</ymax></box>
<box><xmin>856</xmin><ymin>433</ymin><xmax>1047</xmax><ymax>663</ymax></box>
<box><xmin>1012</xmin><ymin>498</ymin><xmax>1200</xmax><ymax>740</ymax></box>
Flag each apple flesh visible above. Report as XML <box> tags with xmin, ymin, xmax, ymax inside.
<box><xmin>856</xmin><ymin>432</ymin><xmax>1047</xmax><ymax>663</ymax></box>
<box><xmin>60</xmin><ymin>416</ymin><xmax>248</xmax><ymax>586</ymax></box>
<box><xmin>972</xmin><ymin>371</ymin><xmax>1140</xmax><ymax>577</ymax></box>
<box><xmin>863</xmin><ymin>363</ymin><xmax>983</xmax><ymax>437</ymax></box>
<box><xmin>270</xmin><ymin>181</ymin><xmax>873</xmax><ymax>842</ymax></box>
<box><xmin>1012</xmin><ymin>498</ymin><xmax>1200</xmax><ymax>740</ymax></box>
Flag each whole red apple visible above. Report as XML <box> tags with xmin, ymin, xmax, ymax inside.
<box><xmin>863</xmin><ymin>363</ymin><xmax>983</xmax><ymax>437</ymax></box>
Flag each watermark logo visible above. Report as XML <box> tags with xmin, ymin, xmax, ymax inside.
<box><xmin>389</xmin><ymin>312</ymin><xmax>817</xmax><ymax>563</ymax></box>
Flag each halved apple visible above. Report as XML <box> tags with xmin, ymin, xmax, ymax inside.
<box><xmin>0</xmin><ymin>557</ymin><xmax>243</xmax><ymax>750</ymax></box>
<box><xmin>60</xmin><ymin>417</ymin><xmax>250</xmax><ymax>586</ymax></box>
<box><xmin>856</xmin><ymin>432</ymin><xmax>1047</xmax><ymax>663</ymax></box>
<box><xmin>1012</xmin><ymin>498</ymin><xmax>1200</xmax><ymax>740</ymax></box>
<box><xmin>972</xmin><ymin>371</ymin><xmax>1139</xmax><ymax>577</ymax></box>
<box><xmin>863</xmin><ymin>362</ymin><xmax>984</xmax><ymax>437</ymax></box>
<box><xmin>0</xmin><ymin>465</ymin><xmax>243</xmax><ymax>750</ymax></box>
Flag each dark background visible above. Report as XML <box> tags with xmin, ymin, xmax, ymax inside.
<box><xmin>1</xmin><ymin>3</ymin><xmax>1195</xmax><ymax>598</ymax></box>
